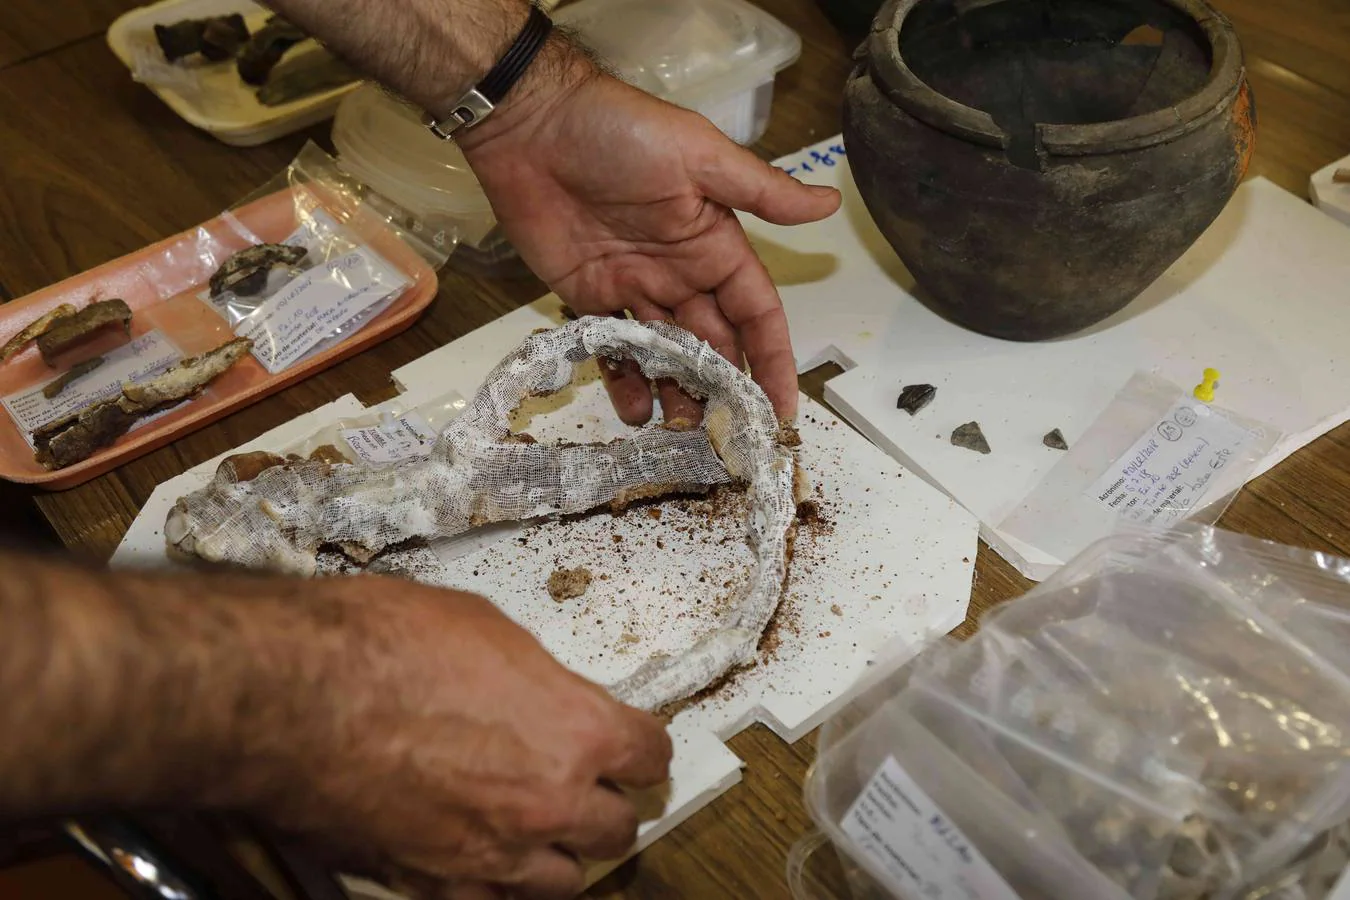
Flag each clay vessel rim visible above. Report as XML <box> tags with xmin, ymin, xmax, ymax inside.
<box><xmin>865</xmin><ymin>0</ymin><xmax>1245</xmax><ymax>156</ymax></box>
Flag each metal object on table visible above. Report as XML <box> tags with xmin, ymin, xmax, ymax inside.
<box><xmin>65</xmin><ymin>819</ymin><xmax>208</xmax><ymax>899</ymax></box>
<box><xmin>63</xmin><ymin>815</ymin><xmax>352</xmax><ymax>900</ymax></box>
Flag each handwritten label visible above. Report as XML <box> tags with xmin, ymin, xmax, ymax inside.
<box><xmin>1085</xmin><ymin>399</ymin><xmax>1257</xmax><ymax>526</ymax></box>
<box><xmin>235</xmin><ymin>245</ymin><xmax>409</xmax><ymax>374</ymax></box>
<box><xmin>775</xmin><ymin>142</ymin><xmax>846</xmax><ymax>178</ymax></box>
<box><xmin>2</xmin><ymin>330</ymin><xmax>183</xmax><ymax>449</ymax></box>
<box><xmin>840</xmin><ymin>756</ymin><xmax>1019</xmax><ymax>900</ymax></box>
<box><xmin>340</xmin><ymin>411</ymin><xmax>437</xmax><ymax>465</ymax></box>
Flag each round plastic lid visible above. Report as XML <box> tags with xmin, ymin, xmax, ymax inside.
<box><xmin>554</xmin><ymin>0</ymin><xmax>800</xmax><ymax>103</ymax></box>
<box><xmin>331</xmin><ymin>83</ymin><xmax>497</xmax><ymax>243</ymax></box>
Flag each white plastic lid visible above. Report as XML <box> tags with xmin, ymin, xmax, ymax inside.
<box><xmin>331</xmin><ymin>83</ymin><xmax>499</xmax><ymax>246</ymax></box>
<box><xmin>555</xmin><ymin>0</ymin><xmax>802</xmax><ymax>107</ymax></box>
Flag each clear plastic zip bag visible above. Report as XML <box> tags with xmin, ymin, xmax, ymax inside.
<box><xmin>798</xmin><ymin>525</ymin><xmax>1350</xmax><ymax>900</ymax></box>
<box><xmin>999</xmin><ymin>372</ymin><xmax>1281</xmax><ymax>572</ymax></box>
<box><xmin>138</xmin><ymin>141</ymin><xmax>452</xmax><ymax>377</ymax></box>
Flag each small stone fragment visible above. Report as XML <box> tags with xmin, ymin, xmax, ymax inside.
<box><xmin>951</xmin><ymin>421</ymin><xmax>991</xmax><ymax>454</ymax></box>
<box><xmin>830</xmin><ymin>603</ymin><xmax>842</xmax><ymax>616</ymax></box>
<box><xmin>1043</xmin><ymin>428</ymin><xmax>1069</xmax><ymax>451</ymax></box>
<box><xmin>897</xmin><ymin>384</ymin><xmax>936</xmax><ymax>415</ymax></box>
<box><xmin>547</xmin><ymin>567</ymin><xmax>592</xmax><ymax>602</ymax></box>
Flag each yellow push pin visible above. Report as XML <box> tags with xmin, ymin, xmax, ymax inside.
<box><xmin>1194</xmin><ymin>367</ymin><xmax>1220</xmax><ymax>403</ymax></box>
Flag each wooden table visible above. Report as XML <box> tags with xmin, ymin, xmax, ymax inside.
<box><xmin>3</xmin><ymin>0</ymin><xmax>1350</xmax><ymax>896</ymax></box>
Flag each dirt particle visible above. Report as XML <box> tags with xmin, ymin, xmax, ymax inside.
<box><xmin>830</xmin><ymin>604</ymin><xmax>842</xmax><ymax>617</ymax></box>
<box><xmin>547</xmin><ymin>567</ymin><xmax>592</xmax><ymax>602</ymax></box>
<box><xmin>620</xmin><ymin>632</ymin><xmax>641</xmax><ymax>644</ymax></box>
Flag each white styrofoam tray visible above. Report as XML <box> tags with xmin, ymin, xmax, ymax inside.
<box><xmin>107</xmin><ymin>0</ymin><xmax>360</xmax><ymax>147</ymax></box>
<box><xmin>747</xmin><ymin>136</ymin><xmax>1350</xmax><ymax>581</ymax></box>
<box><xmin>115</xmin><ymin>293</ymin><xmax>981</xmax><ymax>893</ymax></box>
<box><xmin>105</xmin><ymin>0</ymin><xmax>563</xmax><ymax>147</ymax></box>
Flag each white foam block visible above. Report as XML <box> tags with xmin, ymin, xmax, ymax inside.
<box><xmin>745</xmin><ymin>137</ymin><xmax>1350</xmax><ymax>580</ymax></box>
<box><xmin>116</xmin><ymin>295</ymin><xmax>980</xmax><ymax>890</ymax></box>
<box><xmin>1311</xmin><ymin>153</ymin><xmax>1350</xmax><ymax>229</ymax></box>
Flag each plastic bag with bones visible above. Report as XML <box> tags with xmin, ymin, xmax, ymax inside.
<box><xmin>165</xmin><ymin>316</ymin><xmax>802</xmax><ymax>713</ymax></box>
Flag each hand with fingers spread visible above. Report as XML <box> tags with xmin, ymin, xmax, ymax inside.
<box><xmin>258</xmin><ymin>0</ymin><xmax>841</xmax><ymax>425</ymax></box>
<box><xmin>459</xmin><ymin>68</ymin><xmax>841</xmax><ymax>426</ymax></box>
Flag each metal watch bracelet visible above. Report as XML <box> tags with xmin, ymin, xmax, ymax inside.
<box><xmin>424</xmin><ymin>4</ymin><xmax>554</xmax><ymax>139</ymax></box>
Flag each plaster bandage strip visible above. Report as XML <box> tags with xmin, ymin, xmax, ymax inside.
<box><xmin>164</xmin><ymin>316</ymin><xmax>799</xmax><ymax>712</ymax></box>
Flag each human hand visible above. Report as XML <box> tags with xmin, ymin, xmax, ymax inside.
<box><xmin>229</xmin><ymin>576</ymin><xmax>671</xmax><ymax>899</ymax></box>
<box><xmin>460</xmin><ymin>55</ymin><xmax>841</xmax><ymax>427</ymax></box>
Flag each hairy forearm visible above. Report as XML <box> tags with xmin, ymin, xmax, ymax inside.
<box><xmin>262</xmin><ymin>0</ymin><xmax>597</xmax><ymax>144</ymax></box>
<box><xmin>0</xmin><ymin>551</ymin><xmax>343</xmax><ymax>821</ymax></box>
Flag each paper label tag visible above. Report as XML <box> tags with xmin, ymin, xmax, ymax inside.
<box><xmin>340</xmin><ymin>411</ymin><xmax>437</xmax><ymax>464</ymax></box>
<box><xmin>840</xmin><ymin>756</ymin><xmax>1019</xmax><ymax>900</ymax></box>
<box><xmin>235</xmin><ymin>246</ymin><xmax>409</xmax><ymax>374</ymax></box>
<box><xmin>1085</xmin><ymin>399</ymin><xmax>1257</xmax><ymax>526</ymax></box>
<box><xmin>2</xmin><ymin>330</ymin><xmax>183</xmax><ymax>449</ymax></box>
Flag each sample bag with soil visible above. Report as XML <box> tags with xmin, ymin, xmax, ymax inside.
<box><xmin>797</xmin><ymin>523</ymin><xmax>1350</xmax><ymax>900</ymax></box>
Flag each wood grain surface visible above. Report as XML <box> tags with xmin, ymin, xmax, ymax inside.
<box><xmin>1</xmin><ymin>0</ymin><xmax>1349</xmax><ymax>896</ymax></box>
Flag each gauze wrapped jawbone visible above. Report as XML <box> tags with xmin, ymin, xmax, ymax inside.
<box><xmin>164</xmin><ymin>316</ymin><xmax>801</xmax><ymax>713</ymax></box>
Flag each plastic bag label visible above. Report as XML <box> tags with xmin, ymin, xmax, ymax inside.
<box><xmin>234</xmin><ymin>244</ymin><xmax>410</xmax><ymax>374</ymax></box>
<box><xmin>1085</xmin><ymin>399</ymin><xmax>1259</xmax><ymax>526</ymax></box>
<box><xmin>340</xmin><ymin>411</ymin><xmax>437</xmax><ymax>464</ymax></box>
<box><xmin>2</xmin><ymin>330</ymin><xmax>183</xmax><ymax>449</ymax></box>
<box><xmin>841</xmin><ymin>756</ymin><xmax>1019</xmax><ymax>900</ymax></box>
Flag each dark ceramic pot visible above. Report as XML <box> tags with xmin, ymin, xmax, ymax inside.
<box><xmin>843</xmin><ymin>0</ymin><xmax>1256</xmax><ymax>341</ymax></box>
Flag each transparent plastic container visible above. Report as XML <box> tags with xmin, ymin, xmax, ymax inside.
<box><xmin>330</xmin><ymin>84</ymin><xmax>496</xmax><ymax>247</ymax></box>
<box><xmin>794</xmin><ymin>525</ymin><xmax>1350</xmax><ymax>900</ymax></box>
<box><xmin>555</xmin><ymin>0</ymin><xmax>802</xmax><ymax>144</ymax></box>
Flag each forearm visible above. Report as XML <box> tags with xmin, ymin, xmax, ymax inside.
<box><xmin>0</xmin><ymin>551</ymin><xmax>336</xmax><ymax>821</ymax></box>
<box><xmin>262</xmin><ymin>0</ymin><xmax>598</xmax><ymax>144</ymax></box>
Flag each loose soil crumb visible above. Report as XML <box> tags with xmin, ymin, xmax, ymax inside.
<box><xmin>831</xmin><ymin>603</ymin><xmax>842</xmax><ymax>617</ymax></box>
<box><xmin>620</xmin><ymin>632</ymin><xmax>641</xmax><ymax>644</ymax></box>
<box><xmin>796</xmin><ymin>499</ymin><xmax>825</xmax><ymax>525</ymax></box>
<box><xmin>547</xmin><ymin>567</ymin><xmax>593</xmax><ymax>602</ymax></box>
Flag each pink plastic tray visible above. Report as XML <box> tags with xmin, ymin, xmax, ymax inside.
<box><xmin>0</xmin><ymin>188</ymin><xmax>438</xmax><ymax>490</ymax></box>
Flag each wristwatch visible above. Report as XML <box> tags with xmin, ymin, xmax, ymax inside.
<box><xmin>423</xmin><ymin>3</ymin><xmax>554</xmax><ymax>140</ymax></box>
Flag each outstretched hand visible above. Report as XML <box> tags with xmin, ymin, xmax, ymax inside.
<box><xmin>461</xmin><ymin>63</ymin><xmax>841</xmax><ymax>426</ymax></box>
